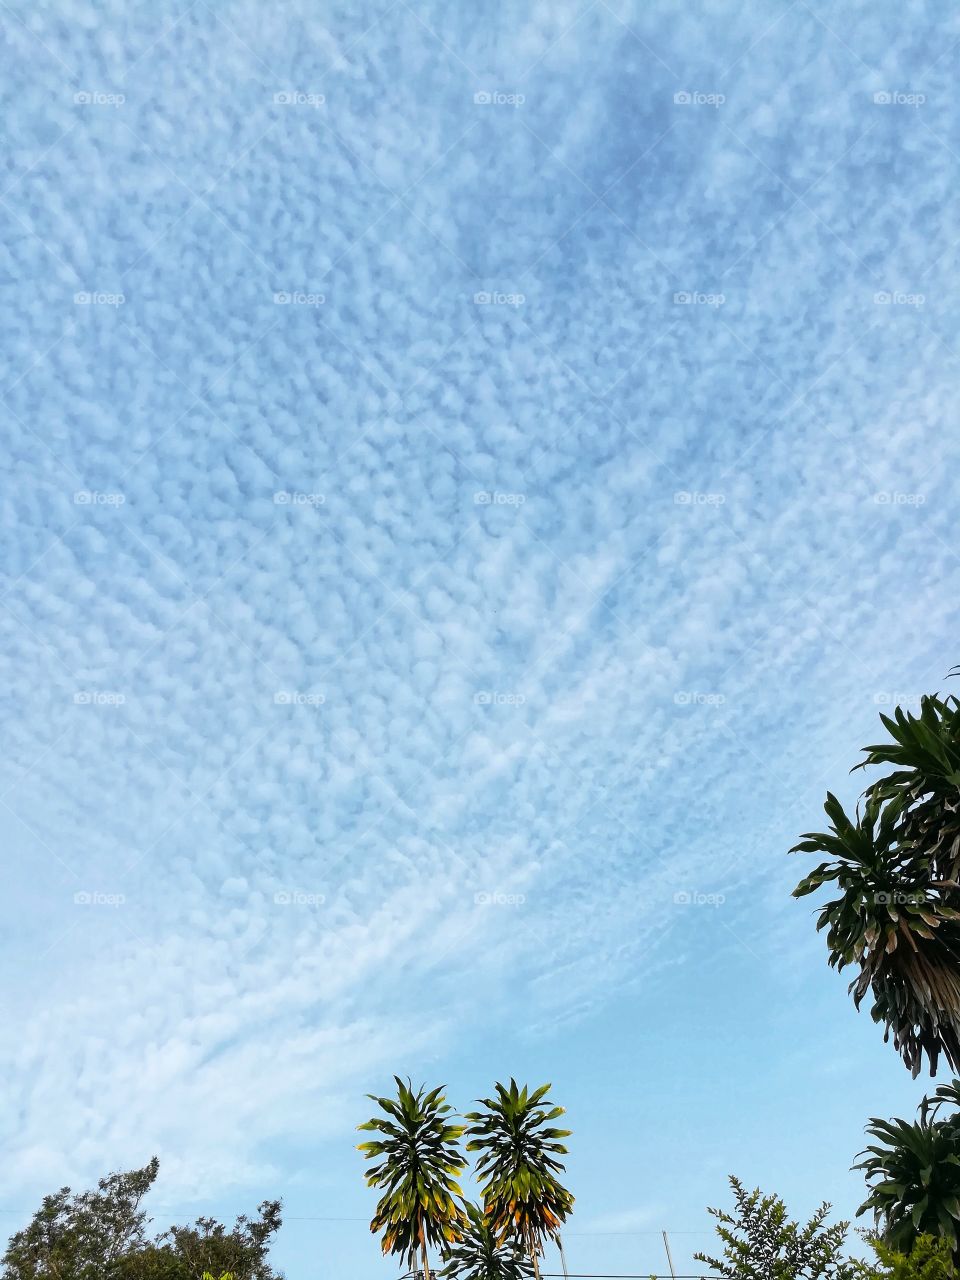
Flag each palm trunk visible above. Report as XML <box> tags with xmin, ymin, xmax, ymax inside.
<box><xmin>528</xmin><ymin>1229</ymin><xmax>541</xmax><ymax>1280</ymax></box>
<box><xmin>421</xmin><ymin>1240</ymin><xmax>432</xmax><ymax>1280</ymax></box>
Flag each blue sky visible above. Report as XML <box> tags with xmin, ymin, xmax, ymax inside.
<box><xmin>2</xmin><ymin>0</ymin><xmax>960</xmax><ymax>1275</ymax></box>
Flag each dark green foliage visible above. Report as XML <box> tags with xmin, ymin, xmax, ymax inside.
<box><xmin>439</xmin><ymin>1203</ymin><xmax>535</xmax><ymax>1280</ymax></box>
<box><xmin>465</xmin><ymin>1080</ymin><xmax>573</xmax><ymax>1278</ymax></box>
<box><xmin>2</xmin><ymin>1159</ymin><xmax>160</xmax><ymax>1280</ymax></box>
<box><xmin>1</xmin><ymin>1161</ymin><xmax>282</xmax><ymax>1280</ymax></box>
<box><xmin>694</xmin><ymin>1177</ymin><xmax>854</xmax><ymax>1280</ymax></box>
<box><xmin>856</xmin><ymin>1084</ymin><xmax>960</xmax><ymax>1259</ymax></box>
<box><xmin>125</xmin><ymin>1203</ymin><xmax>282</xmax><ymax>1280</ymax></box>
<box><xmin>792</xmin><ymin>691</ymin><xmax>960</xmax><ymax>1076</ymax></box>
<box><xmin>357</xmin><ymin>1077</ymin><xmax>468</xmax><ymax>1278</ymax></box>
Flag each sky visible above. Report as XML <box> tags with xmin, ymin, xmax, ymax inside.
<box><xmin>2</xmin><ymin>0</ymin><xmax>960</xmax><ymax>1275</ymax></box>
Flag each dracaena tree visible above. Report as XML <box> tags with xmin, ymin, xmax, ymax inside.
<box><xmin>439</xmin><ymin>1203</ymin><xmax>535</xmax><ymax>1280</ymax></box>
<box><xmin>792</xmin><ymin>689</ymin><xmax>960</xmax><ymax>1077</ymax></box>
<box><xmin>855</xmin><ymin>1082</ymin><xmax>960</xmax><ymax>1260</ymax></box>
<box><xmin>357</xmin><ymin>1077</ymin><xmax>468</xmax><ymax>1280</ymax></box>
<box><xmin>465</xmin><ymin>1080</ymin><xmax>574</xmax><ymax>1280</ymax></box>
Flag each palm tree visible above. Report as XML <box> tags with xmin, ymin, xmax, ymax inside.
<box><xmin>440</xmin><ymin>1202</ymin><xmax>535</xmax><ymax>1280</ymax></box>
<box><xmin>792</xmin><ymin>690</ymin><xmax>960</xmax><ymax>1077</ymax></box>
<box><xmin>855</xmin><ymin>1087</ymin><xmax>960</xmax><ymax>1258</ymax></box>
<box><xmin>856</xmin><ymin>692</ymin><xmax>960</xmax><ymax>881</ymax></box>
<box><xmin>357</xmin><ymin>1077</ymin><xmax>468</xmax><ymax>1280</ymax></box>
<box><xmin>465</xmin><ymin>1080</ymin><xmax>574</xmax><ymax>1279</ymax></box>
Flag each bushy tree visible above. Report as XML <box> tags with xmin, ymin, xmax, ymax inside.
<box><xmin>695</xmin><ymin>1177</ymin><xmax>854</xmax><ymax>1280</ymax></box>
<box><xmin>123</xmin><ymin>1204</ymin><xmax>282</xmax><ymax>1280</ymax></box>
<box><xmin>854</xmin><ymin>1234</ymin><xmax>955</xmax><ymax>1280</ymax></box>
<box><xmin>2</xmin><ymin>1162</ymin><xmax>282</xmax><ymax>1280</ymax></box>
<box><xmin>3</xmin><ymin>1158</ymin><xmax>160</xmax><ymax>1280</ymax></box>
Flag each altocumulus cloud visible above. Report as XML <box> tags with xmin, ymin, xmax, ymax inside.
<box><xmin>0</xmin><ymin>0</ymin><xmax>959</xmax><ymax>1204</ymax></box>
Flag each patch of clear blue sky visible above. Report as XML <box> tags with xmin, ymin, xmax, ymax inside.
<box><xmin>1</xmin><ymin>0</ymin><xmax>959</xmax><ymax>1275</ymax></box>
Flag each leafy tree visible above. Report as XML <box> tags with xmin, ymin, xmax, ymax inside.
<box><xmin>2</xmin><ymin>1161</ymin><xmax>282</xmax><ymax>1280</ymax></box>
<box><xmin>854</xmin><ymin>1234</ymin><xmax>955</xmax><ymax>1280</ymax></box>
<box><xmin>792</xmin><ymin>690</ymin><xmax>960</xmax><ymax>1077</ymax></box>
<box><xmin>855</xmin><ymin>1087</ymin><xmax>960</xmax><ymax>1259</ymax></box>
<box><xmin>439</xmin><ymin>1203</ymin><xmax>535</xmax><ymax>1280</ymax></box>
<box><xmin>465</xmin><ymin>1080</ymin><xmax>573</xmax><ymax>1280</ymax></box>
<box><xmin>3</xmin><ymin>1158</ymin><xmax>160</xmax><ymax>1280</ymax></box>
<box><xmin>694</xmin><ymin>1177</ymin><xmax>854</xmax><ymax>1280</ymax></box>
<box><xmin>122</xmin><ymin>1204</ymin><xmax>282</xmax><ymax>1280</ymax></box>
<box><xmin>357</xmin><ymin>1077</ymin><xmax>468</xmax><ymax>1280</ymax></box>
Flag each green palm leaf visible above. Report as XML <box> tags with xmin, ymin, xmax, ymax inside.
<box><xmin>357</xmin><ymin>1076</ymin><xmax>468</xmax><ymax>1280</ymax></box>
<box><xmin>465</xmin><ymin>1080</ymin><xmax>574</xmax><ymax>1279</ymax></box>
<box><xmin>792</xmin><ymin>690</ymin><xmax>960</xmax><ymax>1077</ymax></box>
